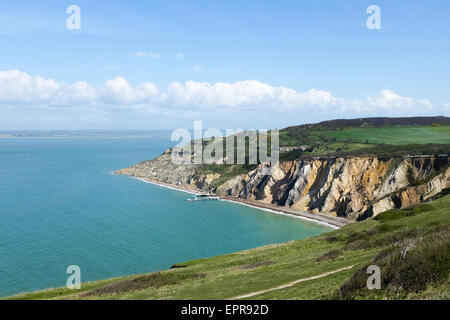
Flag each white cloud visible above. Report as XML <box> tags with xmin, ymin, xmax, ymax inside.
<box><xmin>161</xmin><ymin>81</ymin><xmax>337</xmax><ymax>111</ymax></box>
<box><xmin>175</xmin><ymin>53</ymin><xmax>184</xmax><ymax>60</ymax></box>
<box><xmin>0</xmin><ymin>70</ymin><xmax>443</xmax><ymax>125</ymax></box>
<box><xmin>102</xmin><ymin>77</ymin><xmax>159</xmax><ymax>105</ymax></box>
<box><xmin>341</xmin><ymin>89</ymin><xmax>433</xmax><ymax>114</ymax></box>
<box><xmin>133</xmin><ymin>51</ymin><xmax>161</xmax><ymax>59</ymax></box>
<box><xmin>0</xmin><ymin>70</ymin><xmax>96</xmax><ymax>105</ymax></box>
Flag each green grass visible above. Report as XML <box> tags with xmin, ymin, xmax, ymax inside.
<box><xmin>278</xmin><ymin>125</ymin><xmax>450</xmax><ymax>163</ymax></box>
<box><xmin>337</xmin><ymin>225</ymin><xmax>449</xmax><ymax>299</ymax></box>
<box><xmin>7</xmin><ymin>194</ymin><xmax>450</xmax><ymax>300</ymax></box>
<box><xmin>318</xmin><ymin>126</ymin><xmax>450</xmax><ymax>145</ymax></box>
<box><xmin>374</xmin><ymin>203</ymin><xmax>434</xmax><ymax>223</ymax></box>
<box><xmin>199</xmin><ymin>123</ymin><xmax>450</xmax><ymax>185</ymax></box>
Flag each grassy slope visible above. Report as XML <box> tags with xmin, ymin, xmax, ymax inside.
<box><xmin>200</xmin><ymin>123</ymin><xmax>450</xmax><ymax>176</ymax></box>
<box><xmin>318</xmin><ymin>126</ymin><xmax>450</xmax><ymax>145</ymax></box>
<box><xmin>280</xmin><ymin>125</ymin><xmax>450</xmax><ymax>155</ymax></box>
<box><xmin>9</xmin><ymin>194</ymin><xmax>450</xmax><ymax>300</ymax></box>
<box><xmin>280</xmin><ymin>124</ymin><xmax>450</xmax><ymax>145</ymax></box>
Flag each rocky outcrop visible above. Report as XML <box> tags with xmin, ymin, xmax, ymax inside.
<box><xmin>116</xmin><ymin>151</ymin><xmax>450</xmax><ymax>221</ymax></box>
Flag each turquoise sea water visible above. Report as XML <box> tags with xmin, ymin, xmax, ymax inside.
<box><xmin>0</xmin><ymin>135</ymin><xmax>332</xmax><ymax>297</ymax></box>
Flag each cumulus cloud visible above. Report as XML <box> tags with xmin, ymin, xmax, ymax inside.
<box><xmin>102</xmin><ymin>77</ymin><xmax>159</xmax><ymax>105</ymax></box>
<box><xmin>161</xmin><ymin>81</ymin><xmax>337</xmax><ymax>112</ymax></box>
<box><xmin>0</xmin><ymin>70</ymin><xmax>96</xmax><ymax>105</ymax></box>
<box><xmin>341</xmin><ymin>90</ymin><xmax>433</xmax><ymax>115</ymax></box>
<box><xmin>0</xmin><ymin>70</ymin><xmax>443</xmax><ymax>126</ymax></box>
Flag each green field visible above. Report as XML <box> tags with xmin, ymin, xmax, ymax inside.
<box><xmin>280</xmin><ymin>125</ymin><xmax>450</xmax><ymax>148</ymax></box>
<box><xmin>184</xmin><ymin>119</ymin><xmax>450</xmax><ymax>182</ymax></box>
<box><xmin>199</xmin><ymin>124</ymin><xmax>450</xmax><ymax>178</ymax></box>
<box><xmin>279</xmin><ymin>125</ymin><xmax>450</xmax><ymax>159</ymax></box>
<box><xmin>8</xmin><ymin>192</ymin><xmax>450</xmax><ymax>300</ymax></box>
<box><xmin>317</xmin><ymin>126</ymin><xmax>450</xmax><ymax>145</ymax></box>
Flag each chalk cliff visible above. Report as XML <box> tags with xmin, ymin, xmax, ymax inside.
<box><xmin>116</xmin><ymin>151</ymin><xmax>450</xmax><ymax>221</ymax></box>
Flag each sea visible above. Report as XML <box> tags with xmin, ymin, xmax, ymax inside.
<box><xmin>0</xmin><ymin>132</ymin><xmax>332</xmax><ymax>297</ymax></box>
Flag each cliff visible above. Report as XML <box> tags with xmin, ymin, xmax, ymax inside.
<box><xmin>116</xmin><ymin>151</ymin><xmax>450</xmax><ymax>221</ymax></box>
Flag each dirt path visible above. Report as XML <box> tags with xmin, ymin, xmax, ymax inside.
<box><xmin>229</xmin><ymin>265</ymin><xmax>354</xmax><ymax>300</ymax></box>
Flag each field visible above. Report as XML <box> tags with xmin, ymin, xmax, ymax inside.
<box><xmin>199</xmin><ymin>124</ymin><xmax>450</xmax><ymax>176</ymax></box>
<box><xmin>185</xmin><ymin>118</ymin><xmax>450</xmax><ymax>181</ymax></box>
<box><xmin>278</xmin><ymin>124</ymin><xmax>450</xmax><ymax>159</ymax></box>
<box><xmin>8</xmin><ymin>192</ymin><xmax>450</xmax><ymax>300</ymax></box>
<box><xmin>310</xmin><ymin>126</ymin><xmax>450</xmax><ymax>145</ymax></box>
<box><xmin>280</xmin><ymin>124</ymin><xmax>450</xmax><ymax>148</ymax></box>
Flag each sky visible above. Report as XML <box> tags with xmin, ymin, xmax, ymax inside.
<box><xmin>0</xmin><ymin>0</ymin><xmax>449</xmax><ymax>130</ymax></box>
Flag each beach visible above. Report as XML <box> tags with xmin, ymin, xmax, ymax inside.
<box><xmin>129</xmin><ymin>175</ymin><xmax>351</xmax><ymax>229</ymax></box>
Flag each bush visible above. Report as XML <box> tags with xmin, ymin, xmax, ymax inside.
<box><xmin>82</xmin><ymin>272</ymin><xmax>206</xmax><ymax>297</ymax></box>
<box><xmin>325</xmin><ymin>234</ymin><xmax>345</xmax><ymax>243</ymax></box>
<box><xmin>338</xmin><ymin>227</ymin><xmax>450</xmax><ymax>299</ymax></box>
<box><xmin>375</xmin><ymin>224</ymin><xmax>400</xmax><ymax>233</ymax></box>
<box><xmin>374</xmin><ymin>204</ymin><xmax>433</xmax><ymax>223</ymax></box>
<box><xmin>316</xmin><ymin>249</ymin><xmax>342</xmax><ymax>262</ymax></box>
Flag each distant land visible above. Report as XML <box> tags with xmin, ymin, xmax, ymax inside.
<box><xmin>0</xmin><ymin>130</ymin><xmax>173</xmax><ymax>138</ymax></box>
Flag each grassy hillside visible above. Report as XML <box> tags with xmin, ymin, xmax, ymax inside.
<box><xmin>199</xmin><ymin>117</ymin><xmax>450</xmax><ymax>178</ymax></box>
<box><xmin>279</xmin><ymin>123</ymin><xmax>450</xmax><ymax>158</ymax></box>
<box><xmin>315</xmin><ymin>126</ymin><xmax>449</xmax><ymax>145</ymax></box>
<box><xmin>9</xmin><ymin>192</ymin><xmax>450</xmax><ymax>300</ymax></box>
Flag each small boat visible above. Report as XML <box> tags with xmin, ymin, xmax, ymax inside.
<box><xmin>186</xmin><ymin>193</ymin><xmax>219</xmax><ymax>201</ymax></box>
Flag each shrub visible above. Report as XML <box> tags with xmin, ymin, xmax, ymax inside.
<box><xmin>316</xmin><ymin>249</ymin><xmax>342</xmax><ymax>262</ymax></box>
<box><xmin>374</xmin><ymin>203</ymin><xmax>433</xmax><ymax>223</ymax></box>
<box><xmin>337</xmin><ymin>228</ymin><xmax>450</xmax><ymax>299</ymax></box>
<box><xmin>82</xmin><ymin>272</ymin><xmax>206</xmax><ymax>297</ymax></box>
<box><xmin>325</xmin><ymin>234</ymin><xmax>344</xmax><ymax>243</ymax></box>
<box><xmin>375</xmin><ymin>224</ymin><xmax>400</xmax><ymax>233</ymax></box>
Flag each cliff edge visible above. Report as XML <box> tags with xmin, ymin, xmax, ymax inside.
<box><xmin>116</xmin><ymin>152</ymin><xmax>450</xmax><ymax>221</ymax></box>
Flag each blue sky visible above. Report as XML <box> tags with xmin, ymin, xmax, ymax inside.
<box><xmin>0</xmin><ymin>0</ymin><xmax>449</xmax><ymax>130</ymax></box>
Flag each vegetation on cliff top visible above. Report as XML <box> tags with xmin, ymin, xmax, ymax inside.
<box><xmin>8</xmin><ymin>192</ymin><xmax>450</xmax><ymax>300</ymax></box>
<box><xmin>279</xmin><ymin>121</ymin><xmax>450</xmax><ymax>159</ymax></box>
<box><xmin>199</xmin><ymin>117</ymin><xmax>450</xmax><ymax>181</ymax></box>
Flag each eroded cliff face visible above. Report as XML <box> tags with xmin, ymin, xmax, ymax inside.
<box><xmin>116</xmin><ymin>151</ymin><xmax>450</xmax><ymax>221</ymax></box>
<box><xmin>217</xmin><ymin>157</ymin><xmax>450</xmax><ymax>220</ymax></box>
<box><xmin>115</xmin><ymin>149</ymin><xmax>218</xmax><ymax>189</ymax></box>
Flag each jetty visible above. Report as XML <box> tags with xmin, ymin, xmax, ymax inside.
<box><xmin>186</xmin><ymin>193</ymin><xmax>219</xmax><ymax>202</ymax></box>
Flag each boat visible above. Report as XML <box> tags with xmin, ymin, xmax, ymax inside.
<box><xmin>186</xmin><ymin>193</ymin><xmax>219</xmax><ymax>201</ymax></box>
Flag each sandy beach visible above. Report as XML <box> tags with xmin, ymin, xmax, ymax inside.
<box><xmin>128</xmin><ymin>175</ymin><xmax>351</xmax><ymax>228</ymax></box>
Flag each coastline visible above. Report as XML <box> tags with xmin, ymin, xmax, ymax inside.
<box><xmin>121</xmin><ymin>174</ymin><xmax>350</xmax><ymax>229</ymax></box>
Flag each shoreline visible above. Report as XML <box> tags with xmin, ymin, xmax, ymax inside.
<box><xmin>122</xmin><ymin>174</ymin><xmax>350</xmax><ymax>229</ymax></box>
